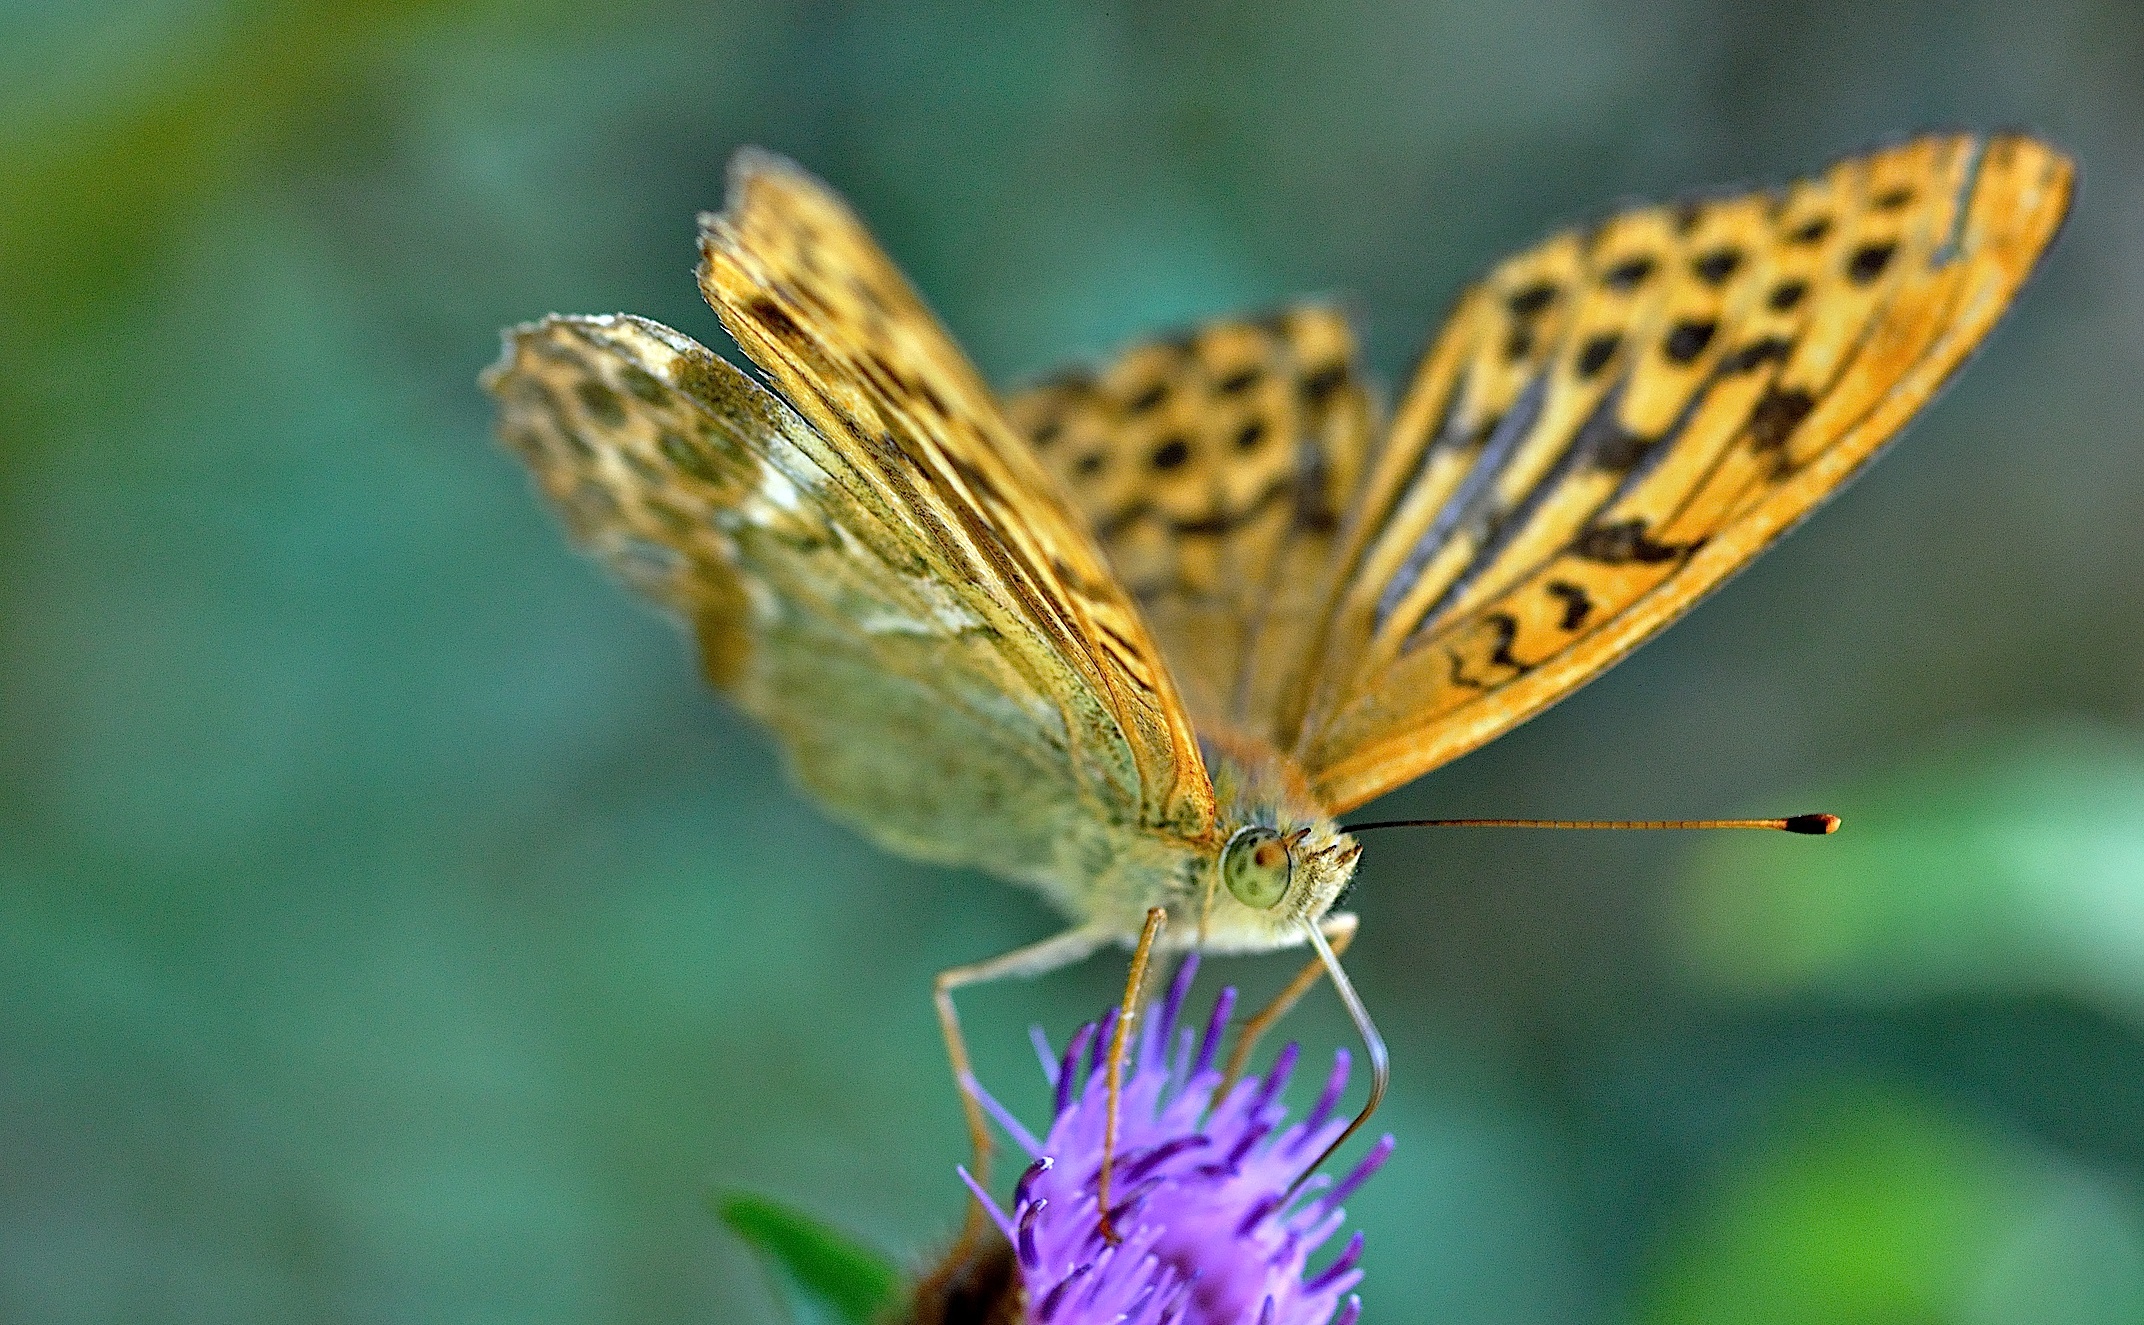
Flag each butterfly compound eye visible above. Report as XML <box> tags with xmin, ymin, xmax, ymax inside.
<box><xmin>1221</xmin><ymin>826</ymin><xmax>1294</xmax><ymax>910</ymax></box>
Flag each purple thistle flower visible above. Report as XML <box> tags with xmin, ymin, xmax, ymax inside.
<box><xmin>957</xmin><ymin>954</ymin><xmax>1392</xmax><ymax>1325</ymax></box>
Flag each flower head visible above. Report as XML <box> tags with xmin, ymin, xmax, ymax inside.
<box><xmin>957</xmin><ymin>955</ymin><xmax>1392</xmax><ymax>1325</ymax></box>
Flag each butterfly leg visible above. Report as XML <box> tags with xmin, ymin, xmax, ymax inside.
<box><xmin>1217</xmin><ymin>911</ymin><xmax>1359</xmax><ymax>1099</ymax></box>
<box><xmin>1286</xmin><ymin>915</ymin><xmax>1388</xmax><ymax>1195</ymax></box>
<box><xmin>934</xmin><ymin>925</ymin><xmax>1107</xmax><ymax>1212</ymax></box>
<box><xmin>1096</xmin><ymin>906</ymin><xmax>1168</xmax><ymax>1245</ymax></box>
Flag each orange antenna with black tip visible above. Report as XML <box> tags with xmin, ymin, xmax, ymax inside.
<box><xmin>1343</xmin><ymin>813</ymin><xmax>1840</xmax><ymax>835</ymax></box>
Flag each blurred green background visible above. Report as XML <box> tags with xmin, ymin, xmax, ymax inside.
<box><xmin>4</xmin><ymin>1</ymin><xmax>2143</xmax><ymax>1322</ymax></box>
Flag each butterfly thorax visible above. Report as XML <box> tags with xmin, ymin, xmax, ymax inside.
<box><xmin>1186</xmin><ymin>727</ymin><xmax>1360</xmax><ymax>953</ymax></box>
<box><xmin>1016</xmin><ymin>726</ymin><xmax>1358</xmax><ymax>956</ymax></box>
<box><xmin>1072</xmin><ymin>728</ymin><xmax>1345</xmax><ymax>957</ymax></box>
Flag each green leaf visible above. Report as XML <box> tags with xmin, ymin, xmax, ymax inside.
<box><xmin>716</xmin><ymin>1193</ymin><xmax>903</xmax><ymax>1325</ymax></box>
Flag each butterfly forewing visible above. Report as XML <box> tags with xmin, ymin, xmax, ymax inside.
<box><xmin>1295</xmin><ymin>133</ymin><xmax>2073</xmax><ymax>813</ymax></box>
<box><xmin>1003</xmin><ymin>308</ymin><xmax>1376</xmax><ymax>742</ymax></box>
<box><xmin>695</xmin><ymin>151</ymin><xmax>1215</xmax><ymax>839</ymax></box>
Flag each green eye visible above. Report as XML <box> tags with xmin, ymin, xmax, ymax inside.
<box><xmin>1221</xmin><ymin>826</ymin><xmax>1293</xmax><ymax>910</ymax></box>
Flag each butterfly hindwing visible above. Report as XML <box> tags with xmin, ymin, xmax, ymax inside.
<box><xmin>1294</xmin><ymin>132</ymin><xmax>2074</xmax><ymax>812</ymax></box>
<box><xmin>1002</xmin><ymin>308</ymin><xmax>1376</xmax><ymax>739</ymax></box>
<box><xmin>486</xmin><ymin>314</ymin><xmax>1174</xmax><ymax>885</ymax></box>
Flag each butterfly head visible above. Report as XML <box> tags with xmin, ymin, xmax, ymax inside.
<box><xmin>1210</xmin><ymin>820</ymin><xmax>1361</xmax><ymax>945</ymax></box>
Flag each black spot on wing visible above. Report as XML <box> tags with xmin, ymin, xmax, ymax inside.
<box><xmin>1572</xmin><ymin>518</ymin><xmax>1693</xmax><ymax>564</ymax></box>
<box><xmin>619</xmin><ymin>365</ymin><xmax>668</xmax><ymax>405</ymax></box>
<box><xmin>1291</xmin><ymin>445</ymin><xmax>1341</xmax><ymax>534</ymax></box>
<box><xmin>1577</xmin><ymin>332</ymin><xmax>1622</xmax><ymax>379</ymax></box>
<box><xmin>658</xmin><ymin>430</ymin><xmax>719</xmax><ymax>483</ymax></box>
<box><xmin>1748</xmin><ymin>385</ymin><xmax>1815</xmax><ymax>453</ymax></box>
<box><xmin>1720</xmin><ymin>336</ymin><xmax>1794</xmax><ymax>375</ymax></box>
<box><xmin>1150</xmin><ymin>436</ymin><xmax>1192</xmax><ymax>471</ymax></box>
<box><xmin>1301</xmin><ymin>363</ymin><xmax>1349</xmax><ymax>407</ymax></box>
<box><xmin>1767</xmin><ymin>279</ymin><xmax>1808</xmax><ymax>312</ymax></box>
<box><xmin>526</xmin><ymin>335</ymin><xmax>590</xmax><ymax>371</ymax></box>
<box><xmin>1592</xmin><ymin>426</ymin><xmax>1657</xmax><ymax>474</ymax></box>
<box><xmin>574</xmin><ymin>380</ymin><xmax>626</xmax><ymax>427</ymax></box>
<box><xmin>1485</xmin><ymin>611</ymin><xmax>1525</xmax><ymax>672</ymax></box>
<box><xmin>1565</xmin><ymin>379</ymin><xmax>1655</xmax><ymax>477</ymax></box>
<box><xmin>1787</xmin><ymin>217</ymin><xmax>1832</xmax><ymax>245</ymax></box>
<box><xmin>1693</xmin><ymin>249</ymin><xmax>1743</xmax><ymax>286</ymax></box>
<box><xmin>746</xmin><ymin>298</ymin><xmax>806</xmax><ymax>343</ymax></box>
<box><xmin>1847</xmin><ymin>241</ymin><xmax>1898</xmax><ymax>284</ymax></box>
<box><xmin>1216</xmin><ymin>365</ymin><xmax>1262</xmax><ymax>395</ymax></box>
<box><xmin>1664</xmin><ymin>319</ymin><xmax>1718</xmax><ymax>365</ymax></box>
<box><xmin>1546</xmin><ymin>580</ymin><xmax>1593</xmax><ymax>630</ymax></box>
<box><xmin>1603</xmin><ymin>255</ymin><xmax>1656</xmax><ymax>290</ymax></box>
<box><xmin>1234</xmin><ymin>419</ymin><xmax>1268</xmax><ymax>451</ymax></box>
<box><xmin>1127</xmin><ymin>380</ymin><xmax>1170</xmax><ymax>413</ymax></box>
<box><xmin>1446</xmin><ymin>647</ymin><xmax>1488</xmax><ymax>690</ymax></box>
<box><xmin>1508</xmin><ymin>282</ymin><xmax>1560</xmax><ymax>318</ymax></box>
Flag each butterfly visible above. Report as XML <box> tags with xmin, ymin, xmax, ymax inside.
<box><xmin>483</xmin><ymin>132</ymin><xmax>2072</xmax><ymax>1204</ymax></box>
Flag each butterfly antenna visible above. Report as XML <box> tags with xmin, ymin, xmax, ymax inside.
<box><xmin>1342</xmin><ymin>813</ymin><xmax>1840</xmax><ymax>835</ymax></box>
<box><xmin>1285</xmin><ymin>919</ymin><xmax>1387</xmax><ymax>1199</ymax></box>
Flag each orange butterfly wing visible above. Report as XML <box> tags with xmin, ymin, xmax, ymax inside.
<box><xmin>697</xmin><ymin>151</ymin><xmax>1215</xmax><ymax>839</ymax></box>
<box><xmin>1001</xmin><ymin>308</ymin><xmax>1377</xmax><ymax>739</ymax></box>
<box><xmin>1291</xmin><ymin>132</ymin><xmax>2074</xmax><ymax>812</ymax></box>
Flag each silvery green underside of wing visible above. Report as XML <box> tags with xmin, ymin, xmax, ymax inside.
<box><xmin>484</xmin><ymin>313</ymin><xmax>1153</xmax><ymax>919</ymax></box>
